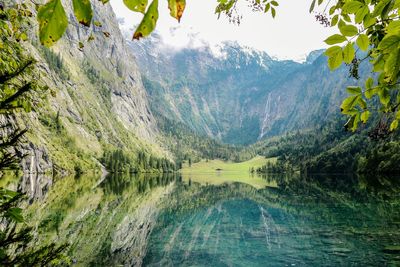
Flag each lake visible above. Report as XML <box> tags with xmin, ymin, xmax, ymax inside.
<box><xmin>27</xmin><ymin>171</ymin><xmax>400</xmax><ymax>266</ymax></box>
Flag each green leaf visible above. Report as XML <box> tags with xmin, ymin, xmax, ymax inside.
<box><xmin>264</xmin><ymin>3</ymin><xmax>270</xmax><ymax>13</ymax></box>
<box><xmin>339</xmin><ymin>24</ymin><xmax>358</xmax><ymax>36</ymax></box>
<box><xmin>324</xmin><ymin>34</ymin><xmax>347</xmax><ymax>45</ymax></box>
<box><xmin>341</xmin><ymin>95</ymin><xmax>359</xmax><ymax>113</ymax></box>
<box><xmin>309</xmin><ymin>0</ymin><xmax>316</xmax><ymax>13</ymax></box>
<box><xmin>379</xmin><ymin>0</ymin><xmax>393</xmax><ymax>18</ymax></box>
<box><xmin>343</xmin><ymin>43</ymin><xmax>355</xmax><ymax>64</ymax></box>
<box><xmin>379</xmin><ymin>87</ymin><xmax>390</xmax><ymax>106</ymax></box>
<box><xmin>271</xmin><ymin>7</ymin><xmax>276</xmax><ymax>18</ymax></box>
<box><xmin>72</xmin><ymin>0</ymin><xmax>93</xmax><ymax>27</ymax></box>
<box><xmin>387</xmin><ymin>20</ymin><xmax>400</xmax><ymax>35</ymax></box>
<box><xmin>373</xmin><ymin>54</ymin><xmax>385</xmax><ymax>72</ymax></box>
<box><xmin>372</xmin><ymin>0</ymin><xmax>391</xmax><ymax>17</ymax></box>
<box><xmin>331</xmin><ymin>15</ymin><xmax>339</xmax><ymax>26</ymax></box>
<box><xmin>346</xmin><ymin>86</ymin><xmax>361</xmax><ymax>95</ymax></box>
<box><xmin>363</xmin><ymin>14</ymin><xmax>376</xmax><ymax>28</ymax></box>
<box><xmin>342</xmin><ymin>1</ymin><xmax>364</xmax><ymax>14</ymax></box>
<box><xmin>358</xmin><ymin>97</ymin><xmax>367</xmax><ymax>109</ymax></box>
<box><xmin>378</xmin><ymin>34</ymin><xmax>400</xmax><ymax>52</ymax></box>
<box><xmin>327</xmin><ymin>49</ymin><xmax>343</xmax><ymax>70</ymax></box>
<box><xmin>123</xmin><ymin>0</ymin><xmax>148</xmax><ymax>13</ymax></box>
<box><xmin>338</xmin><ymin>19</ymin><xmax>346</xmax><ymax>28</ymax></box>
<box><xmin>344</xmin><ymin>113</ymin><xmax>361</xmax><ymax>132</ymax></box>
<box><xmin>390</xmin><ymin>119</ymin><xmax>399</xmax><ymax>131</ymax></box>
<box><xmin>168</xmin><ymin>0</ymin><xmax>186</xmax><ymax>22</ymax></box>
<box><xmin>329</xmin><ymin>5</ymin><xmax>336</xmax><ymax>15</ymax></box>
<box><xmin>324</xmin><ymin>45</ymin><xmax>342</xmax><ymax>57</ymax></box>
<box><xmin>133</xmin><ymin>0</ymin><xmax>158</xmax><ymax>40</ymax></box>
<box><xmin>356</xmin><ymin>34</ymin><xmax>369</xmax><ymax>51</ymax></box>
<box><xmin>365</xmin><ymin>77</ymin><xmax>374</xmax><ymax>89</ymax></box>
<box><xmin>361</xmin><ymin>110</ymin><xmax>370</xmax><ymax>123</ymax></box>
<box><xmin>384</xmin><ymin>48</ymin><xmax>400</xmax><ymax>82</ymax></box>
<box><xmin>271</xmin><ymin>1</ymin><xmax>279</xmax><ymax>6</ymax></box>
<box><xmin>325</xmin><ymin>46</ymin><xmax>342</xmax><ymax>57</ymax></box>
<box><xmin>355</xmin><ymin>6</ymin><xmax>369</xmax><ymax>23</ymax></box>
<box><xmin>37</xmin><ymin>0</ymin><xmax>68</xmax><ymax>47</ymax></box>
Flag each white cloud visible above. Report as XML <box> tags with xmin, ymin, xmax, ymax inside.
<box><xmin>110</xmin><ymin>0</ymin><xmax>338</xmax><ymax>60</ymax></box>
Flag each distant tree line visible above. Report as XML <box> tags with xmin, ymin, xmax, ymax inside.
<box><xmin>101</xmin><ymin>149</ymin><xmax>177</xmax><ymax>173</ymax></box>
<box><xmin>253</xmin><ymin>160</ymin><xmax>294</xmax><ymax>174</ymax></box>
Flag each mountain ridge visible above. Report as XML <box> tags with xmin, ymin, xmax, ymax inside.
<box><xmin>128</xmin><ymin>35</ymin><xmax>365</xmax><ymax>145</ymax></box>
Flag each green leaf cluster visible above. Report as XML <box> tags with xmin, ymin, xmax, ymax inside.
<box><xmin>317</xmin><ymin>0</ymin><xmax>400</xmax><ymax>132</ymax></box>
<box><xmin>36</xmin><ymin>0</ymin><xmax>189</xmax><ymax>43</ymax></box>
<box><xmin>215</xmin><ymin>0</ymin><xmax>279</xmax><ymax>23</ymax></box>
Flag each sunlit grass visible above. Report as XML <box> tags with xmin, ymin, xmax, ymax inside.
<box><xmin>180</xmin><ymin>156</ymin><xmax>277</xmax><ymax>189</ymax></box>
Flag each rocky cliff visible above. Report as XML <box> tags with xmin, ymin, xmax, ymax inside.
<box><xmin>14</xmin><ymin>0</ymin><xmax>167</xmax><ymax>198</ymax></box>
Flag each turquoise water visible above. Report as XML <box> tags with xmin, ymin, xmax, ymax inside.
<box><xmin>144</xmin><ymin>175</ymin><xmax>400</xmax><ymax>266</ymax></box>
<box><xmin>30</xmin><ymin>172</ymin><xmax>400</xmax><ymax>266</ymax></box>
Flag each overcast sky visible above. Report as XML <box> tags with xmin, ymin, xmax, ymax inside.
<box><xmin>110</xmin><ymin>0</ymin><xmax>337</xmax><ymax>61</ymax></box>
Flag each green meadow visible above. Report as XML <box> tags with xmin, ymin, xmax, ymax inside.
<box><xmin>180</xmin><ymin>156</ymin><xmax>277</xmax><ymax>189</ymax></box>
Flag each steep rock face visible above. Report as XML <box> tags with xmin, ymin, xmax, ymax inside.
<box><xmin>12</xmin><ymin>0</ymin><xmax>165</xmax><ymax>198</ymax></box>
<box><xmin>55</xmin><ymin>0</ymin><xmax>158</xmax><ymax>142</ymax></box>
<box><xmin>129</xmin><ymin>37</ymin><xmax>366</xmax><ymax>145</ymax></box>
<box><xmin>129</xmin><ymin>37</ymin><xmax>303</xmax><ymax>144</ymax></box>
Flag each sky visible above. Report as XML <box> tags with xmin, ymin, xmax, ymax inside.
<box><xmin>110</xmin><ymin>0</ymin><xmax>338</xmax><ymax>61</ymax></box>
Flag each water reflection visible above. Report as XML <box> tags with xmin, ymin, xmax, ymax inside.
<box><xmin>27</xmin><ymin>172</ymin><xmax>181</xmax><ymax>266</ymax></box>
<box><xmin>144</xmin><ymin>173</ymin><xmax>400</xmax><ymax>266</ymax></box>
<box><xmin>100</xmin><ymin>172</ymin><xmax>182</xmax><ymax>195</ymax></box>
<box><xmin>27</xmin><ymin>170</ymin><xmax>400</xmax><ymax>266</ymax></box>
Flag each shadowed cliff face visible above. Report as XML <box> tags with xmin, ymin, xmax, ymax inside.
<box><xmin>128</xmin><ymin>36</ymin><xmax>369</xmax><ymax>145</ymax></box>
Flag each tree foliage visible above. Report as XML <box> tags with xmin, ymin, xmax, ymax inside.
<box><xmin>101</xmin><ymin>148</ymin><xmax>177</xmax><ymax>173</ymax></box>
<box><xmin>36</xmin><ymin>0</ymin><xmax>278</xmax><ymax>44</ymax></box>
<box><xmin>0</xmin><ymin>3</ymin><xmax>68</xmax><ymax>265</ymax></box>
<box><xmin>312</xmin><ymin>0</ymin><xmax>400</xmax><ymax>134</ymax></box>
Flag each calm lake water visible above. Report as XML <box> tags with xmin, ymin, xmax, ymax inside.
<box><xmin>144</xmin><ymin>174</ymin><xmax>400</xmax><ymax>266</ymax></box>
<box><xmin>29</xmin><ymin>172</ymin><xmax>400</xmax><ymax>266</ymax></box>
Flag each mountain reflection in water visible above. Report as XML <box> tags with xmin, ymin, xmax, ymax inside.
<box><xmin>144</xmin><ymin>173</ymin><xmax>400</xmax><ymax>266</ymax></box>
<box><xmin>28</xmin><ymin>172</ymin><xmax>400</xmax><ymax>266</ymax></box>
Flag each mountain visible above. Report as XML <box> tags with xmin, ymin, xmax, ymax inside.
<box><xmin>15</xmin><ymin>1</ymin><xmax>169</xmax><ymax>183</ymax></box>
<box><xmin>128</xmin><ymin>36</ymin><xmax>370</xmax><ymax>145</ymax></box>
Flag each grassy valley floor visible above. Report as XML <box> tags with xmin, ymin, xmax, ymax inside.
<box><xmin>180</xmin><ymin>156</ymin><xmax>277</xmax><ymax>189</ymax></box>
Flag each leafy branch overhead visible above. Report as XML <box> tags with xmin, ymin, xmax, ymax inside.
<box><xmin>312</xmin><ymin>0</ymin><xmax>400</xmax><ymax>133</ymax></box>
<box><xmin>37</xmin><ymin>0</ymin><xmax>187</xmax><ymax>45</ymax></box>
<box><xmin>37</xmin><ymin>0</ymin><xmax>279</xmax><ymax>46</ymax></box>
